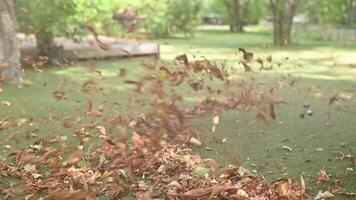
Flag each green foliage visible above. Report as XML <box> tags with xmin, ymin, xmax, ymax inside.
<box><xmin>15</xmin><ymin>0</ymin><xmax>80</xmax><ymax>46</ymax></box>
<box><xmin>139</xmin><ymin>0</ymin><xmax>170</xmax><ymax>37</ymax></box>
<box><xmin>166</xmin><ymin>0</ymin><xmax>202</xmax><ymax>35</ymax></box>
<box><xmin>209</xmin><ymin>0</ymin><xmax>266</xmax><ymax>30</ymax></box>
<box><xmin>303</xmin><ymin>0</ymin><xmax>356</xmax><ymax>26</ymax></box>
<box><xmin>15</xmin><ymin>0</ymin><xmax>139</xmax><ymax>45</ymax></box>
<box><xmin>74</xmin><ymin>0</ymin><xmax>141</xmax><ymax>36</ymax></box>
<box><xmin>139</xmin><ymin>0</ymin><xmax>202</xmax><ymax>37</ymax></box>
<box><xmin>16</xmin><ymin>0</ymin><xmax>201</xmax><ymax>42</ymax></box>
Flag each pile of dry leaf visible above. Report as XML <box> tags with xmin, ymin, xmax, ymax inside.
<box><xmin>1</xmin><ymin>52</ymin><xmax>314</xmax><ymax>199</ymax></box>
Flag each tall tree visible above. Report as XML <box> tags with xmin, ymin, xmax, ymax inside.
<box><xmin>269</xmin><ymin>0</ymin><xmax>302</xmax><ymax>45</ymax></box>
<box><xmin>210</xmin><ymin>0</ymin><xmax>265</xmax><ymax>32</ymax></box>
<box><xmin>15</xmin><ymin>0</ymin><xmax>80</xmax><ymax>63</ymax></box>
<box><xmin>304</xmin><ymin>0</ymin><xmax>356</xmax><ymax>25</ymax></box>
<box><xmin>231</xmin><ymin>0</ymin><xmax>243</xmax><ymax>32</ymax></box>
<box><xmin>0</xmin><ymin>0</ymin><xmax>23</xmax><ymax>84</ymax></box>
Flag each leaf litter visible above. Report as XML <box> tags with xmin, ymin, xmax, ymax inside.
<box><xmin>0</xmin><ymin>50</ymin><xmax>340</xmax><ymax>199</ymax></box>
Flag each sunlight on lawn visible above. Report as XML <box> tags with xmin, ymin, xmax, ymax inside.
<box><xmin>1</xmin><ymin>31</ymin><xmax>355</xmax><ymax>200</ymax></box>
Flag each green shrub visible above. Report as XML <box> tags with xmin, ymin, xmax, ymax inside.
<box><xmin>139</xmin><ymin>0</ymin><xmax>202</xmax><ymax>38</ymax></box>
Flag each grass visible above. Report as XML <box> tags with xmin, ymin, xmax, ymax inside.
<box><xmin>1</xmin><ymin>30</ymin><xmax>356</xmax><ymax>199</ymax></box>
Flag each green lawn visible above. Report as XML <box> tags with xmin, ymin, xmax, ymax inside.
<box><xmin>1</xmin><ymin>30</ymin><xmax>355</xmax><ymax>199</ymax></box>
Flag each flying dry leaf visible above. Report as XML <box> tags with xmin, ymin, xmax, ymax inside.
<box><xmin>238</xmin><ymin>48</ymin><xmax>253</xmax><ymax>62</ymax></box>
<box><xmin>84</xmin><ymin>24</ymin><xmax>110</xmax><ymax>51</ymax></box>
<box><xmin>118</xmin><ymin>68</ymin><xmax>127</xmax><ymax>77</ymax></box>
<box><xmin>189</xmin><ymin>80</ymin><xmax>204</xmax><ymax>91</ymax></box>
<box><xmin>256</xmin><ymin>112</ymin><xmax>267</xmax><ymax>123</ymax></box>
<box><xmin>159</xmin><ymin>66</ymin><xmax>172</xmax><ymax>79</ymax></box>
<box><xmin>241</xmin><ymin>61</ymin><xmax>252</xmax><ymax>72</ymax></box>
<box><xmin>329</xmin><ymin>94</ymin><xmax>339</xmax><ymax>105</ymax></box>
<box><xmin>269</xmin><ymin>101</ymin><xmax>276</xmax><ymax>119</ymax></box>
<box><xmin>175</xmin><ymin>54</ymin><xmax>189</xmax><ymax>67</ymax></box>
<box><xmin>87</xmin><ymin>98</ymin><xmax>94</xmax><ymax>115</ymax></box>
<box><xmin>124</xmin><ymin>80</ymin><xmax>143</xmax><ymax>92</ymax></box>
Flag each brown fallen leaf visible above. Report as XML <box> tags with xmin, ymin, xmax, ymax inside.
<box><xmin>300</xmin><ymin>175</ymin><xmax>306</xmax><ymax>195</ymax></box>
<box><xmin>276</xmin><ymin>181</ymin><xmax>289</xmax><ymax>197</ymax></box>
<box><xmin>183</xmin><ymin>187</ymin><xmax>213</xmax><ymax>198</ymax></box>
<box><xmin>135</xmin><ymin>185</ymin><xmax>154</xmax><ymax>200</ymax></box>
<box><xmin>53</xmin><ymin>91</ymin><xmax>67</xmax><ymax>100</ymax></box>
<box><xmin>124</xmin><ymin>80</ymin><xmax>143</xmax><ymax>92</ymax></box>
<box><xmin>82</xmin><ymin>79</ymin><xmax>99</xmax><ymax>90</ymax></box>
<box><xmin>66</xmin><ymin>151</ymin><xmax>82</xmax><ymax>165</ymax></box>
<box><xmin>316</xmin><ymin>170</ymin><xmax>329</xmax><ymax>183</ymax></box>
<box><xmin>87</xmin><ymin>97</ymin><xmax>93</xmax><ymax>114</ymax></box>
<box><xmin>204</xmin><ymin>158</ymin><xmax>218</xmax><ymax>176</ymax></box>
<box><xmin>47</xmin><ymin>190</ymin><xmax>94</xmax><ymax>200</ymax></box>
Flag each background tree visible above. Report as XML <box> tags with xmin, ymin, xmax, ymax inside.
<box><xmin>0</xmin><ymin>0</ymin><xmax>23</xmax><ymax>84</ymax></box>
<box><xmin>304</xmin><ymin>0</ymin><xmax>356</xmax><ymax>26</ymax></box>
<box><xmin>269</xmin><ymin>0</ymin><xmax>302</xmax><ymax>45</ymax></box>
<box><xmin>15</xmin><ymin>0</ymin><xmax>80</xmax><ymax>62</ymax></box>
<box><xmin>209</xmin><ymin>0</ymin><xmax>266</xmax><ymax>32</ymax></box>
<box><xmin>166</xmin><ymin>0</ymin><xmax>202</xmax><ymax>37</ymax></box>
<box><xmin>140</xmin><ymin>0</ymin><xmax>202</xmax><ymax>37</ymax></box>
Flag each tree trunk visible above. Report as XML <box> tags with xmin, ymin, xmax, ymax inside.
<box><xmin>230</xmin><ymin>0</ymin><xmax>244</xmax><ymax>32</ymax></box>
<box><xmin>0</xmin><ymin>0</ymin><xmax>23</xmax><ymax>84</ymax></box>
<box><xmin>269</xmin><ymin>0</ymin><xmax>301</xmax><ymax>45</ymax></box>
<box><xmin>36</xmin><ymin>31</ymin><xmax>64</xmax><ymax>66</ymax></box>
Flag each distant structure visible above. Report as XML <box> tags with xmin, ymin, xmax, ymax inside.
<box><xmin>267</xmin><ymin>14</ymin><xmax>309</xmax><ymax>24</ymax></box>
<box><xmin>202</xmin><ymin>12</ymin><xmax>223</xmax><ymax>25</ymax></box>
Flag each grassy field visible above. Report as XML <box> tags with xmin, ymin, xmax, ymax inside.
<box><xmin>1</xmin><ymin>30</ymin><xmax>356</xmax><ymax>199</ymax></box>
